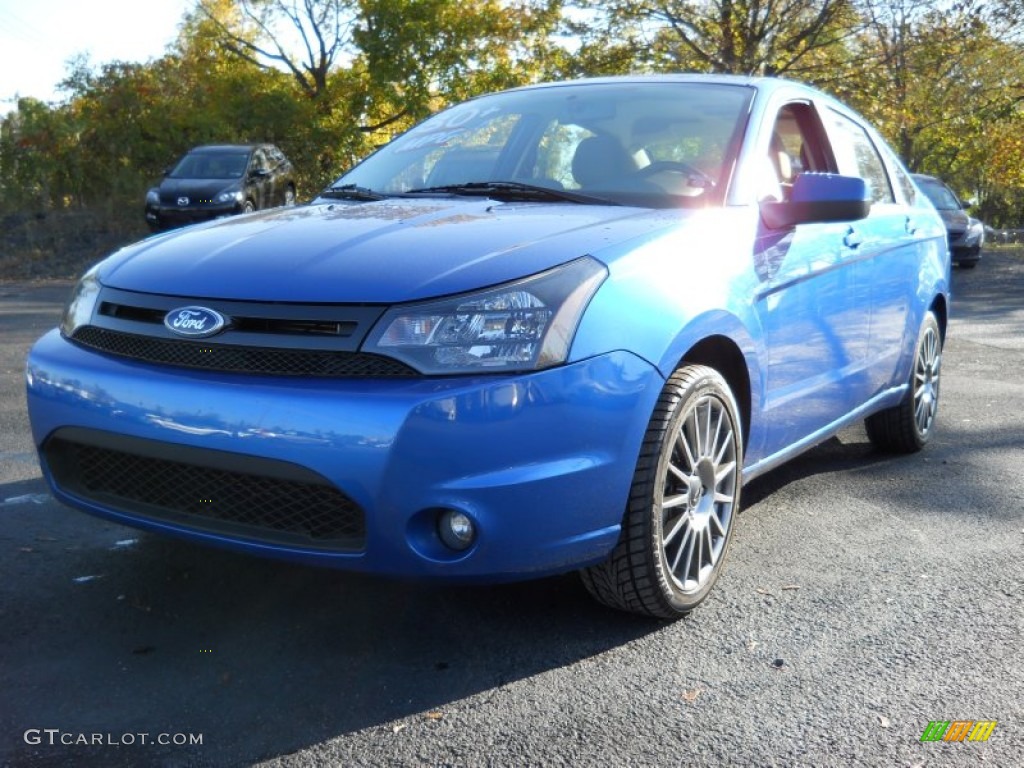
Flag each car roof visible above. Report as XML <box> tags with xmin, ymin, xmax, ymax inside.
<box><xmin>187</xmin><ymin>144</ymin><xmax>264</xmax><ymax>154</ymax></box>
<box><xmin>499</xmin><ymin>73</ymin><xmax>814</xmax><ymax>95</ymax></box>
<box><xmin>911</xmin><ymin>174</ymin><xmax>947</xmax><ymax>185</ymax></box>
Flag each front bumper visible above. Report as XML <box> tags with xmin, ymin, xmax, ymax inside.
<box><xmin>949</xmin><ymin>229</ymin><xmax>983</xmax><ymax>265</ymax></box>
<box><xmin>26</xmin><ymin>330</ymin><xmax>662</xmax><ymax>581</ymax></box>
<box><xmin>146</xmin><ymin>202</ymin><xmax>242</xmax><ymax>230</ymax></box>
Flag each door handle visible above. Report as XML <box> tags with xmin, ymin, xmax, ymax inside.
<box><xmin>843</xmin><ymin>227</ymin><xmax>863</xmax><ymax>249</ymax></box>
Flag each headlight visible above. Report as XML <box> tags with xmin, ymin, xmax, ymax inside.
<box><xmin>60</xmin><ymin>268</ymin><xmax>102</xmax><ymax>337</ymax></box>
<box><xmin>217</xmin><ymin>189</ymin><xmax>244</xmax><ymax>204</ymax></box>
<box><xmin>145</xmin><ymin>188</ymin><xmax>159</xmax><ymax>205</ymax></box>
<box><xmin>364</xmin><ymin>257</ymin><xmax>607</xmax><ymax>374</ymax></box>
<box><xmin>966</xmin><ymin>218</ymin><xmax>985</xmax><ymax>244</ymax></box>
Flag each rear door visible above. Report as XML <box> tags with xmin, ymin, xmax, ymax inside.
<box><xmin>822</xmin><ymin>107</ymin><xmax>923</xmax><ymax>396</ymax></box>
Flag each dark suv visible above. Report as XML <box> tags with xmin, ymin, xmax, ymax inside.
<box><xmin>145</xmin><ymin>144</ymin><xmax>296</xmax><ymax>231</ymax></box>
<box><xmin>912</xmin><ymin>174</ymin><xmax>983</xmax><ymax>268</ymax></box>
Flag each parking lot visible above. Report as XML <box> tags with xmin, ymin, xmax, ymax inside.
<box><xmin>1</xmin><ymin>251</ymin><xmax>1022</xmax><ymax>767</ymax></box>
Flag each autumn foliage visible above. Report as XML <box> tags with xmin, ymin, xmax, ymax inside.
<box><xmin>1</xmin><ymin>0</ymin><xmax>1022</xmax><ymax>264</ymax></box>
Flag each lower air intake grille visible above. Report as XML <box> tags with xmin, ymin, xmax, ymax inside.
<box><xmin>70</xmin><ymin>326</ymin><xmax>418</xmax><ymax>378</ymax></box>
<box><xmin>44</xmin><ymin>430</ymin><xmax>365</xmax><ymax>551</ymax></box>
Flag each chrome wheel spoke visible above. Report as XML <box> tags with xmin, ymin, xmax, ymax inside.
<box><xmin>692</xmin><ymin>527</ymin><xmax>704</xmax><ymax>581</ymax></box>
<box><xmin>690</xmin><ymin>409</ymin><xmax>704</xmax><ymax>459</ymax></box>
<box><xmin>701</xmin><ymin>401</ymin><xmax>713</xmax><ymax>458</ymax></box>
<box><xmin>713</xmin><ymin>426</ymin><xmax>733</xmax><ymax>464</ymax></box>
<box><xmin>662</xmin><ymin>493</ymin><xmax>689</xmax><ymax>510</ymax></box>
<box><xmin>714</xmin><ymin>459</ymin><xmax>736</xmax><ymax>487</ymax></box>
<box><xmin>667</xmin><ymin>460</ymin><xmax>691</xmax><ymax>484</ymax></box>
<box><xmin>672</xmin><ymin>526</ymin><xmax>694</xmax><ymax>574</ymax></box>
<box><xmin>663</xmin><ymin>512</ymin><xmax>688</xmax><ymax>546</ymax></box>
<box><xmin>662</xmin><ymin>392</ymin><xmax>739</xmax><ymax>594</ymax></box>
<box><xmin>911</xmin><ymin>327</ymin><xmax>941</xmax><ymax>436</ymax></box>
<box><xmin>713</xmin><ymin>490</ymin><xmax>735</xmax><ymax>505</ymax></box>
<box><xmin>677</xmin><ymin>429</ymin><xmax>697</xmax><ymax>471</ymax></box>
<box><xmin>709</xmin><ymin>509</ymin><xmax>726</xmax><ymax>537</ymax></box>
<box><xmin>704</xmin><ymin>527</ymin><xmax>717</xmax><ymax>568</ymax></box>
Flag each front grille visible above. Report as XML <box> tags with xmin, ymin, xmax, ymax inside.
<box><xmin>71</xmin><ymin>326</ymin><xmax>418</xmax><ymax>377</ymax></box>
<box><xmin>45</xmin><ymin>430</ymin><xmax>365</xmax><ymax>550</ymax></box>
<box><xmin>99</xmin><ymin>301</ymin><xmax>360</xmax><ymax>338</ymax></box>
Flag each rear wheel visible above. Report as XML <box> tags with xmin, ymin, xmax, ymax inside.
<box><xmin>581</xmin><ymin>365</ymin><xmax>742</xmax><ymax>619</ymax></box>
<box><xmin>865</xmin><ymin>311</ymin><xmax>942</xmax><ymax>452</ymax></box>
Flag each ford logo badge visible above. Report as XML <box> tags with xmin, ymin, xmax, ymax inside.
<box><xmin>164</xmin><ymin>306</ymin><xmax>227</xmax><ymax>338</ymax></box>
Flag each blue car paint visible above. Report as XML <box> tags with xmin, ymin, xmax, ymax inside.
<box><xmin>28</xmin><ymin>332</ymin><xmax>660</xmax><ymax>578</ymax></box>
<box><xmin>25</xmin><ymin>75</ymin><xmax>950</xmax><ymax>585</ymax></box>
<box><xmin>102</xmin><ymin>199</ymin><xmax>673</xmax><ymax>303</ymax></box>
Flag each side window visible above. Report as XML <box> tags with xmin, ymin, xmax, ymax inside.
<box><xmin>826</xmin><ymin>109</ymin><xmax>895</xmax><ymax>204</ymax></box>
<box><xmin>252</xmin><ymin>150</ymin><xmax>269</xmax><ymax>173</ymax></box>
<box><xmin>887</xmin><ymin>154</ymin><xmax>918</xmax><ymax>205</ymax></box>
<box><xmin>759</xmin><ymin>102</ymin><xmax>831</xmax><ymax>202</ymax></box>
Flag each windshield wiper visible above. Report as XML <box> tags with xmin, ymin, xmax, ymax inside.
<box><xmin>405</xmin><ymin>181</ymin><xmax>618</xmax><ymax>206</ymax></box>
<box><xmin>320</xmin><ymin>183</ymin><xmax>388</xmax><ymax>201</ymax></box>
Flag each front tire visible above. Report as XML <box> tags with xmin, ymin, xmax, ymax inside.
<box><xmin>581</xmin><ymin>365</ymin><xmax>743</xmax><ymax>619</ymax></box>
<box><xmin>865</xmin><ymin>311</ymin><xmax>942</xmax><ymax>452</ymax></box>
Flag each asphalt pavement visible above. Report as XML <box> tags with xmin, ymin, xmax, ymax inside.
<box><xmin>1</xmin><ymin>252</ymin><xmax>1022</xmax><ymax>768</ymax></box>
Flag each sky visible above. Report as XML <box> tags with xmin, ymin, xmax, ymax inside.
<box><xmin>0</xmin><ymin>0</ymin><xmax>194</xmax><ymax>106</ymax></box>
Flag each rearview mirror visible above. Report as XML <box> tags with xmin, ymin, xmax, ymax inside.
<box><xmin>761</xmin><ymin>173</ymin><xmax>871</xmax><ymax>229</ymax></box>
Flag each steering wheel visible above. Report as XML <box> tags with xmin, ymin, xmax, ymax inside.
<box><xmin>634</xmin><ymin>161</ymin><xmax>715</xmax><ymax>189</ymax></box>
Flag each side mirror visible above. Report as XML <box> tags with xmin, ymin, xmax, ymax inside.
<box><xmin>761</xmin><ymin>173</ymin><xmax>871</xmax><ymax>229</ymax></box>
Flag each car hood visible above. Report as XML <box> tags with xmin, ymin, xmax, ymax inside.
<box><xmin>156</xmin><ymin>177</ymin><xmax>239</xmax><ymax>201</ymax></box>
<box><xmin>935</xmin><ymin>207</ymin><xmax>969</xmax><ymax>233</ymax></box>
<box><xmin>101</xmin><ymin>198</ymin><xmax>685</xmax><ymax>303</ymax></box>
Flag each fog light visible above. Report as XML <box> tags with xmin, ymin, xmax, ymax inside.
<box><xmin>438</xmin><ymin>509</ymin><xmax>476</xmax><ymax>551</ymax></box>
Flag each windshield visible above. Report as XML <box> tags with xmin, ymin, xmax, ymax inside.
<box><xmin>332</xmin><ymin>81</ymin><xmax>754</xmax><ymax>208</ymax></box>
<box><xmin>916</xmin><ymin>178</ymin><xmax>961</xmax><ymax>211</ymax></box>
<box><xmin>170</xmin><ymin>151</ymin><xmax>250</xmax><ymax>180</ymax></box>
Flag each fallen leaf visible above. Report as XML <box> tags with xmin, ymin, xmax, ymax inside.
<box><xmin>879</xmin><ymin>715</ymin><xmax>891</xmax><ymax>728</ymax></box>
<box><xmin>392</xmin><ymin>724</ymin><xmax>407</xmax><ymax>734</ymax></box>
<box><xmin>756</xmin><ymin>587</ymin><xmax>774</xmax><ymax>596</ymax></box>
<box><xmin>424</xmin><ymin>712</ymin><xmax>444</xmax><ymax>721</ymax></box>
<box><xmin>681</xmin><ymin>688</ymin><xmax>703</xmax><ymax>703</ymax></box>
<box><xmin>781</xmin><ymin>584</ymin><xmax>800</xmax><ymax>591</ymax></box>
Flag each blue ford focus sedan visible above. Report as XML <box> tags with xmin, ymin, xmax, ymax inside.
<box><xmin>26</xmin><ymin>75</ymin><xmax>949</xmax><ymax>618</ymax></box>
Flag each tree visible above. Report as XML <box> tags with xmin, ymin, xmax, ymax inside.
<box><xmin>355</xmin><ymin>0</ymin><xmax>565</xmax><ymax>120</ymax></box>
<box><xmin>196</xmin><ymin>0</ymin><xmax>355</xmax><ymax>101</ymax></box>
<box><xmin>843</xmin><ymin>0</ymin><xmax>1024</xmax><ymax>225</ymax></box>
<box><xmin>577</xmin><ymin>0</ymin><xmax>859</xmax><ymax>77</ymax></box>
